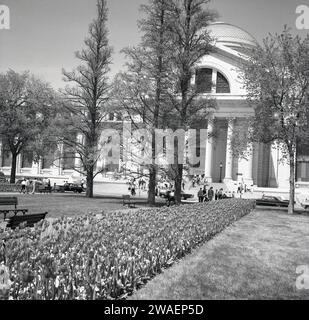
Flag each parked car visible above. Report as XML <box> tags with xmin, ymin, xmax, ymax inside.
<box><xmin>160</xmin><ymin>189</ymin><xmax>194</xmax><ymax>200</ymax></box>
<box><xmin>159</xmin><ymin>188</ymin><xmax>170</xmax><ymax>198</ymax></box>
<box><xmin>55</xmin><ymin>183</ymin><xmax>84</xmax><ymax>193</ymax></box>
<box><xmin>256</xmin><ymin>195</ymin><xmax>289</xmax><ymax>207</ymax></box>
<box><xmin>300</xmin><ymin>197</ymin><xmax>309</xmax><ymax>210</ymax></box>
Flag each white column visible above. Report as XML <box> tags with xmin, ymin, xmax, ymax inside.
<box><xmin>299</xmin><ymin>162</ymin><xmax>306</xmax><ymax>181</ymax></box>
<box><xmin>73</xmin><ymin>134</ymin><xmax>83</xmax><ymax>176</ymax></box>
<box><xmin>205</xmin><ymin>118</ymin><xmax>214</xmax><ymax>182</ymax></box>
<box><xmin>212</xmin><ymin>69</ymin><xmax>217</xmax><ymax>94</ymax></box>
<box><xmin>237</xmin><ymin>145</ymin><xmax>254</xmax><ymax>186</ymax></box>
<box><xmin>243</xmin><ymin>145</ymin><xmax>253</xmax><ymax>185</ymax></box>
<box><xmin>17</xmin><ymin>154</ymin><xmax>22</xmax><ymax>174</ymax></box>
<box><xmin>224</xmin><ymin>118</ymin><xmax>234</xmax><ymax>182</ymax></box>
<box><xmin>0</xmin><ymin>140</ymin><xmax>2</xmax><ymax>167</ymax></box>
<box><xmin>269</xmin><ymin>142</ymin><xmax>290</xmax><ymax>188</ymax></box>
<box><xmin>34</xmin><ymin>159</ymin><xmax>42</xmax><ymax>175</ymax></box>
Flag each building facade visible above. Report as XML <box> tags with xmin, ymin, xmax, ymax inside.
<box><xmin>1</xmin><ymin>22</ymin><xmax>309</xmax><ymax>187</ymax></box>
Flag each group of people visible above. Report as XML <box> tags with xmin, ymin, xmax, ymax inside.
<box><xmin>19</xmin><ymin>177</ymin><xmax>51</xmax><ymax>194</ymax></box>
<box><xmin>191</xmin><ymin>175</ymin><xmax>209</xmax><ymax>188</ymax></box>
<box><xmin>128</xmin><ymin>177</ymin><xmax>145</xmax><ymax>196</ymax></box>
<box><xmin>197</xmin><ymin>186</ymin><xmax>231</xmax><ymax>202</ymax></box>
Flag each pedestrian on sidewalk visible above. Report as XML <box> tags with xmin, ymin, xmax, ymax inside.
<box><xmin>25</xmin><ymin>178</ymin><xmax>30</xmax><ymax>194</ymax></box>
<box><xmin>198</xmin><ymin>188</ymin><xmax>204</xmax><ymax>203</ymax></box>
<box><xmin>20</xmin><ymin>179</ymin><xmax>26</xmax><ymax>194</ymax></box>
<box><xmin>202</xmin><ymin>186</ymin><xmax>207</xmax><ymax>202</ymax></box>
<box><xmin>218</xmin><ymin>188</ymin><xmax>224</xmax><ymax>200</ymax></box>
<box><xmin>208</xmin><ymin>187</ymin><xmax>214</xmax><ymax>201</ymax></box>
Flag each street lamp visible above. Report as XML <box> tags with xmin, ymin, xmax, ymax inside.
<box><xmin>219</xmin><ymin>162</ymin><xmax>223</xmax><ymax>183</ymax></box>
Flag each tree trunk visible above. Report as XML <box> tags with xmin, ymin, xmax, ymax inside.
<box><xmin>148</xmin><ymin>165</ymin><xmax>156</xmax><ymax>206</ymax></box>
<box><xmin>175</xmin><ymin>164</ymin><xmax>183</xmax><ymax>204</ymax></box>
<box><xmin>10</xmin><ymin>152</ymin><xmax>17</xmax><ymax>184</ymax></box>
<box><xmin>288</xmin><ymin>152</ymin><xmax>295</xmax><ymax>215</ymax></box>
<box><xmin>86</xmin><ymin>168</ymin><xmax>94</xmax><ymax>198</ymax></box>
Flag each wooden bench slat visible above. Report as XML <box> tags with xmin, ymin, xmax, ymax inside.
<box><xmin>7</xmin><ymin>212</ymin><xmax>48</xmax><ymax>229</ymax></box>
<box><xmin>0</xmin><ymin>196</ymin><xmax>18</xmax><ymax>207</ymax></box>
<box><xmin>122</xmin><ymin>195</ymin><xmax>136</xmax><ymax>208</ymax></box>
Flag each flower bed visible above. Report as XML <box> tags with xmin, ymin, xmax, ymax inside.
<box><xmin>0</xmin><ymin>199</ymin><xmax>255</xmax><ymax>300</ymax></box>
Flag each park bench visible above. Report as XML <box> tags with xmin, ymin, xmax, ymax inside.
<box><xmin>0</xmin><ymin>196</ymin><xmax>28</xmax><ymax>220</ymax></box>
<box><xmin>122</xmin><ymin>195</ymin><xmax>136</xmax><ymax>208</ymax></box>
<box><xmin>0</xmin><ymin>196</ymin><xmax>48</xmax><ymax>229</ymax></box>
<box><xmin>6</xmin><ymin>212</ymin><xmax>48</xmax><ymax>230</ymax></box>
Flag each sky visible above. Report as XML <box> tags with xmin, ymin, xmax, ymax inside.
<box><xmin>0</xmin><ymin>0</ymin><xmax>308</xmax><ymax>89</ymax></box>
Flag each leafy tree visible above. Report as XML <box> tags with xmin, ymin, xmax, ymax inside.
<box><xmin>113</xmin><ymin>0</ymin><xmax>173</xmax><ymax>205</ymax></box>
<box><xmin>164</xmin><ymin>0</ymin><xmax>217</xmax><ymax>203</ymax></box>
<box><xmin>114</xmin><ymin>0</ymin><xmax>216</xmax><ymax>204</ymax></box>
<box><xmin>240</xmin><ymin>28</ymin><xmax>309</xmax><ymax>214</ymax></box>
<box><xmin>0</xmin><ymin>70</ymin><xmax>58</xmax><ymax>183</ymax></box>
<box><xmin>61</xmin><ymin>0</ymin><xmax>112</xmax><ymax>198</ymax></box>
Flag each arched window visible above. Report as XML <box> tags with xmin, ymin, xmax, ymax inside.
<box><xmin>196</xmin><ymin>68</ymin><xmax>213</xmax><ymax>93</ymax></box>
<box><xmin>216</xmin><ymin>72</ymin><xmax>230</xmax><ymax>93</ymax></box>
<box><xmin>195</xmin><ymin>68</ymin><xmax>231</xmax><ymax>94</ymax></box>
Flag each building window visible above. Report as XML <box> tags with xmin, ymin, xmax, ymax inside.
<box><xmin>42</xmin><ymin>150</ymin><xmax>55</xmax><ymax>169</ymax></box>
<box><xmin>21</xmin><ymin>151</ymin><xmax>33</xmax><ymax>168</ymax></box>
<box><xmin>109</xmin><ymin>113</ymin><xmax>115</xmax><ymax>121</ymax></box>
<box><xmin>62</xmin><ymin>147</ymin><xmax>75</xmax><ymax>170</ymax></box>
<box><xmin>1</xmin><ymin>145</ymin><xmax>11</xmax><ymax>167</ymax></box>
<box><xmin>216</xmin><ymin>72</ymin><xmax>230</xmax><ymax>93</ymax></box>
<box><xmin>195</xmin><ymin>68</ymin><xmax>231</xmax><ymax>94</ymax></box>
<box><xmin>196</xmin><ymin>68</ymin><xmax>213</xmax><ymax>93</ymax></box>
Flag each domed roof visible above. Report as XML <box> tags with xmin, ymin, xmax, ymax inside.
<box><xmin>206</xmin><ymin>22</ymin><xmax>257</xmax><ymax>47</ymax></box>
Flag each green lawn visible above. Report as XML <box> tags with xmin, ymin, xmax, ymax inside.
<box><xmin>129</xmin><ymin>208</ymin><xmax>309</xmax><ymax>300</ymax></box>
<box><xmin>1</xmin><ymin>193</ymin><xmax>146</xmax><ymax>218</ymax></box>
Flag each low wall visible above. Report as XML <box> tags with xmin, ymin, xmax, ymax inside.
<box><xmin>0</xmin><ymin>183</ymin><xmax>21</xmax><ymax>193</ymax></box>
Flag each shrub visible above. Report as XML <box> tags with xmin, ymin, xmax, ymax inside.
<box><xmin>0</xmin><ymin>199</ymin><xmax>255</xmax><ymax>300</ymax></box>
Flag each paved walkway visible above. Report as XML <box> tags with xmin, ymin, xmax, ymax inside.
<box><xmin>130</xmin><ymin>208</ymin><xmax>309</xmax><ymax>300</ymax></box>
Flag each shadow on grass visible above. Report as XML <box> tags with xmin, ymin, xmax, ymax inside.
<box><xmin>256</xmin><ymin>206</ymin><xmax>309</xmax><ymax>217</ymax></box>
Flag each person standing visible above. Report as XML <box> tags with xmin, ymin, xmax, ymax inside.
<box><xmin>215</xmin><ymin>189</ymin><xmax>219</xmax><ymax>200</ymax></box>
<box><xmin>197</xmin><ymin>188</ymin><xmax>204</xmax><ymax>203</ymax></box>
<box><xmin>208</xmin><ymin>187</ymin><xmax>214</xmax><ymax>201</ymax></box>
<box><xmin>25</xmin><ymin>178</ymin><xmax>31</xmax><ymax>194</ymax></box>
<box><xmin>131</xmin><ymin>183</ymin><xmax>136</xmax><ymax>196</ymax></box>
<box><xmin>31</xmin><ymin>178</ymin><xmax>38</xmax><ymax>194</ymax></box>
<box><xmin>202</xmin><ymin>186</ymin><xmax>207</xmax><ymax>202</ymax></box>
<box><xmin>20</xmin><ymin>179</ymin><xmax>26</xmax><ymax>194</ymax></box>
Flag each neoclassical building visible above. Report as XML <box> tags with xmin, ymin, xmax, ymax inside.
<box><xmin>192</xmin><ymin>22</ymin><xmax>309</xmax><ymax>188</ymax></box>
<box><xmin>0</xmin><ymin>22</ymin><xmax>308</xmax><ymax>187</ymax></box>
